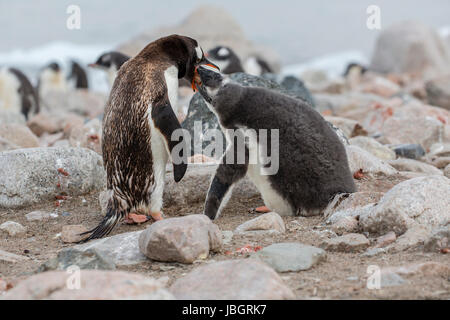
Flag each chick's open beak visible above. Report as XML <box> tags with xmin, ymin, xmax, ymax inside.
<box><xmin>192</xmin><ymin>66</ymin><xmax>201</xmax><ymax>92</ymax></box>
<box><xmin>192</xmin><ymin>58</ymin><xmax>220</xmax><ymax>92</ymax></box>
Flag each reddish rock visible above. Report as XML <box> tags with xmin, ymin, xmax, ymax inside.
<box><xmin>138</xmin><ymin>215</ymin><xmax>222</xmax><ymax>264</ymax></box>
<box><xmin>170</xmin><ymin>259</ymin><xmax>295</xmax><ymax>299</ymax></box>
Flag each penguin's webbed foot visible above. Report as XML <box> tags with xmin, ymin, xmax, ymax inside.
<box><xmin>123</xmin><ymin>212</ymin><xmax>164</xmax><ymax>225</ymax></box>
<box><xmin>254</xmin><ymin>206</ymin><xmax>271</xmax><ymax>213</ymax></box>
<box><xmin>124</xmin><ymin>213</ymin><xmax>150</xmax><ymax>225</ymax></box>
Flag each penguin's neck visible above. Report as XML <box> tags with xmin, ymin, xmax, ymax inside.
<box><xmin>163</xmin><ymin>65</ymin><xmax>179</xmax><ymax>110</ymax></box>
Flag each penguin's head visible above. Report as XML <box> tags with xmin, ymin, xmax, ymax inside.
<box><xmin>89</xmin><ymin>51</ymin><xmax>130</xmax><ymax>71</ymax></box>
<box><xmin>206</xmin><ymin>46</ymin><xmax>242</xmax><ymax>74</ymax></box>
<box><xmin>43</xmin><ymin>62</ymin><xmax>61</xmax><ymax>73</ymax></box>
<box><xmin>195</xmin><ymin>66</ymin><xmax>225</xmax><ymax>104</ymax></box>
<box><xmin>159</xmin><ymin>35</ymin><xmax>220</xmax><ymax>91</ymax></box>
<box><xmin>343</xmin><ymin>62</ymin><xmax>367</xmax><ymax>77</ymax></box>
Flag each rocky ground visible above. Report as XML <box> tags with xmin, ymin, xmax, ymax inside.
<box><xmin>1</xmin><ymin>15</ymin><xmax>450</xmax><ymax>300</ymax></box>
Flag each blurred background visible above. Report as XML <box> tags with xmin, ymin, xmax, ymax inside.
<box><xmin>1</xmin><ymin>0</ymin><xmax>450</xmax><ymax>91</ymax></box>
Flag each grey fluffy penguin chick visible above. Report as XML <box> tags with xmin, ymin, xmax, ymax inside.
<box><xmin>194</xmin><ymin>67</ymin><xmax>356</xmax><ymax>219</ymax></box>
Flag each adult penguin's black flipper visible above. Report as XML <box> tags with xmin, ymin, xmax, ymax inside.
<box><xmin>151</xmin><ymin>99</ymin><xmax>188</xmax><ymax>182</ymax></box>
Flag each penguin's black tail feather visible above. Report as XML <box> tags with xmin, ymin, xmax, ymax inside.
<box><xmin>77</xmin><ymin>206</ymin><xmax>123</xmax><ymax>243</ymax></box>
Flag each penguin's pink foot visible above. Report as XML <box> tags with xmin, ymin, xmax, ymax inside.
<box><xmin>124</xmin><ymin>213</ymin><xmax>150</xmax><ymax>225</ymax></box>
<box><xmin>149</xmin><ymin>211</ymin><xmax>164</xmax><ymax>221</ymax></box>
<box><xmin>255</xmin><ymin>206</ymin><xmax>271</xmax><ymax>213</ymax></box>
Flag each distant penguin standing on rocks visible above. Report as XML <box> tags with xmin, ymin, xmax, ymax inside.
<box><xmin>68</xmin><ymin>61</ymin><xmax>89</xmax><ymax>89</ymax></box>
<box><xmin>89</xmin><ymin>51</ymin><xmax>130</xmax><ymax>88</ymax></box>
<box><xmin>243</xmin><ymin>55</ymin><xmax>273</xmax><ymax>76</ymax></box>
<box><xmin>206</xmin><ymin>46</ymin><xmax>244</xmax><ymax>74</ymax></box>
<box><xmin>194</xmin><ymin>67</ymin><xmax>356</xmax><ymax>219</ymax></box>
<box><xmin>81</xmin><ymin>35</ymin><xmax>219</xmax><ymax>241</ymax></box>
<box><xmin>37</xmin><ymin>62</ymin><xmax>68</xmax><ymax>98</ymax></box>
<box><xmin>0</xmin><ymin>67</ymin><xmax>39</xmax><ymax>119</ymax></box>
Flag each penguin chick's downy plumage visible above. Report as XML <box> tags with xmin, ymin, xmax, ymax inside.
<box><xmin>37</xmin><ymin>62</ymin><xmax>68</xmax><ymax>98</ymax></box>
<box><xmin>81</xmin><ymin>35</ymin><xmax>219</xmax><ymax>241</ymax></box>
<box><xmin>206</xmin><ymin>46</ymin><xmax>244</xmax><ymax>74</ymax></box>
<box><xmin>68</xmin><ymin>61</ymin><xmax>89</xmax><ymax>89</ymax></box>
<box><xmin>89</xmin><ymin>51</ymin><xmax>130</xmax><ymax>88</ymax></box>
<box><xmin>0</xmin><ymin>67</ymin><xmax>39</xmax><ymax>119</ymax></box>
<box><xmin>195</xmin><ymin>67</ymin><xmax>356</xmax><ymax>219</ymax></box>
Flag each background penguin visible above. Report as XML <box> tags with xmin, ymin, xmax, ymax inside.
<box><xmin>37</xmin><ymin>62</ymin><xmax>68</xmax><ymax>98</ymax></box>
<box><xmin>194</xmin><ymin>67</ymin><xmax>356</xmax><ymax>219</ymax></box>
<box><xmin>81</xmin><ymin>35</ymin><xmax>219</xmax><ymax>241</ymax></box>
<box><xmin>0</xmin><ymin>67</ymin><xmax>39</xmax><ymax>119</ymax></box>
<box><xmin>68</xmin><ymin>61</ymin><xmax>89</xmax><ymax>89</ymax></box>
<box><xmin>89</xmin><ymin>51</ymin><xmax>130</xmax><ymax>88</ymax></box>
<box><xmin>206</xmin><ymin>46</ymin><xmax>244</xmax><ymax>74</ymax></box>
<box><xmin>243</xmin><ymin>55</ymin><xmax>273</xmax><ymax>76</ymax></box>
<box><xmin>343</xmin><ymin>62</ymin><xmax>368</xmax><ymax>77</ymax></box>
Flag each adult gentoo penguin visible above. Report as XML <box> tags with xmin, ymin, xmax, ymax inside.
<box><xmin>194</xmin><ymin>67</ymin><xmax>356</xmax><ymax>219</ymax></box>
<box><xmin>81</xmin><ymin>35</ymin><xmax>219</xmax><ymax>241</ymax></box>
<box><xmin>0</xmin><ymin>67</ymin><xmax>39</xmax><ymax>119</ymax></box>
<box><xmin>89</xmin><ymin>51</ymin><xmax>130</xmax><ymax>88</ymax></box>
<box><xmin>206</xmin><ymin>46</ymin><xmax>244</xmax><ymax>74</ymax></box>
<box><xmin>68</xmin><ymin>61</ymin><xmax>89</xmax><ymax>89</ymax></box>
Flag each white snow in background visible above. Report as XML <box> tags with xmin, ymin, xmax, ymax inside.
<box><xmin>281</xmin><ymin>50</ymin><xmax>369</xmax><ymax>79</ymax></box>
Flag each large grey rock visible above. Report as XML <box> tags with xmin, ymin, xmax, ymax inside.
<box><xmin>139</xmin><ymin>215</ymin><xmax>222</xmax><ymax>264</ymax></box>
<box><xmin>279</xmin><ymin>75</ymin><xmax>315</xmax><ymax>107</ymax></box>
<box><xmin>170</xmin><ymin>259</ymin><xmax>295</xmax><ymax>300</ymax></box>
<box><xmin>370</xmin><ymin>21</ymin><xmax>450</xmax><ymax>79</ymax></box>
<box><xmin>445</xmin><ymin>164</ymin><xmax>450</xmax><ymax>178</ymax></box>
<box><xmin>0</xmin><ymin>147</ymin><xmax>106</xmax><ymax>208</ymax></box>
<box><xmin>360</xmin><ymin>175</ymin><xmax>450</xmax><ymax>236</ymax></box>
<box><xmin>254</xmin><ymin>243</ymin><xmax>326</xmax><ymax>272</ymax></box>
<box><xmin>346</xmin><ymin>145</ymin><xmax>397</xmax><ymax>176</ymax></box>
<box><xmin>3</xmin><ymin>270</ymin><xmax>174</xmax><ymax>300</ymax></box>
<box><xmin>38</xmin><ymin>248</ymin><xmax>116</xmax><ymax>272</ymax></box>
<box><xmin>182</xmin><ymin>72</ymin><xmax>315</xmax><ymax>156</ymax></box>
<box><xmin>74</xmin><ymin>231</ymin><xmax>146</xmax><ymax>266</ymax></box>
